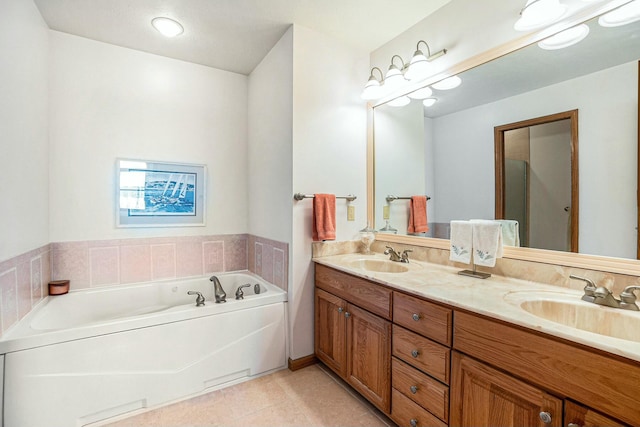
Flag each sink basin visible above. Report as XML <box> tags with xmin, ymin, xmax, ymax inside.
<box><xmin>507</xmin><ymin>292</ymin><xmax>640</xmax><ymax>342</ymax></box>
<box><xmin>345</xmin><ymin>259</ymin><xmax>410</xmax><ymax>273</ymax></box>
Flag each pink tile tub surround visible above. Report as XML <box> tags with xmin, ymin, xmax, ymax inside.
<box><xmin>50</xmin><ymin>234</ymin><xmax>284</xmax><ymax>290</ymax></box>
<box><xmin>248</xmin><ymin>236</ymin><xmax>288</xmax><ymax>292</ymax></box>
<box><xmin>0</xmin><ymin>235</ymin><xmax>286</xmax><ymax>339</ymax></box>
<box><xmin>0</xmin><ymin>244</ymin><xmax>51</xmax><ymax>337</ymax></box>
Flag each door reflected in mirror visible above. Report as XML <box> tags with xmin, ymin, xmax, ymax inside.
<box><xmin>495</xmin><ymin>110</ymin><xmax>578</xmax><ymax>252</ymax></box>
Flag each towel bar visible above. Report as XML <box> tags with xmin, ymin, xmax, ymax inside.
<box><xmin>294</xmin><ymin>193</ymin><xmax>357</xmax><ymax>202</ymax></box>
<box><xmin>386</xmin><ymin>195</ymin><xmax>431</xmax><ymax>203</ymax></box>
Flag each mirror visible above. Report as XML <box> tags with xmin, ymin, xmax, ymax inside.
<box><xmin>372</xmin><ymin>14</ymin><xmax>640</xmax><ymax>261</ymax></box>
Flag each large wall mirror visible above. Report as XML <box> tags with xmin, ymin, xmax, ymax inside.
<box><xmin>371</xmin><ymin>11</ymin><xmax>640</xmax><ymax>271</ymax></box>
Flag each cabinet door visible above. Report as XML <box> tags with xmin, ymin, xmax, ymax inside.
<box><xmin>315</xmin><ymin>288</ymin><xmax>347</xmax><ymax>377</ymax></box>
<box><xmin>451</xmin><ymin>352</ymin><xmax>562</xmax><ymax>427</ymax></box>
<box><xmin>564</xmin><ymin>400</ymin><xmax>628</xmax><ymax>427</ymax></box>
<box><xmin>346</xmin><ymin>303</ymin><xmax>392</xmax><ymax>413</ymax></box>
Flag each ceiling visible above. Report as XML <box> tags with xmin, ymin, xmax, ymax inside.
<box><xmin>33</xmin><ymin>0</ymin><xmax>451</xmax><ymax>75</ymax></box>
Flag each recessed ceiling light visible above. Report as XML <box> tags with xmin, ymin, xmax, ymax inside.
<box><xmin>151</xmin><ymin>17</ymin><xmax>184</xmax><ymax>38</ymax></box>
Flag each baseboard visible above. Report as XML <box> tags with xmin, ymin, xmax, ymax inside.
<box><xmin>288</xmin><ymin>354</ymin><xmax>318</xmax><ymax>371</ymax></box>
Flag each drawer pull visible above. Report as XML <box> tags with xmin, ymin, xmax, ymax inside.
<box><xmin>412</xmin><ymin>313</ymin><xmax>421</xmax><ymax>321</ymax></box>
<box><xmin>410</xmin><ymin>385</ymin><xmax>418</xmax><ymax>394</ymax></box>
<box><xmin>567</xmin><ymin>424</ymin><xmax>580</xmax><ymax>427</ymax></box>
<box><xmin>410</xmin><ymin>419</ymin><xmax>418</xmax><ymax>427</ymax></box>
<box><xmin>337</xmin><ymin>307</ymin><xmax>343</xmax><ymax>313</ymax></box>
<box><xmin>539</xmin><ymin>412</ymin><xmax>552</xmax><ymax>424</ymax></box>
<box><xmin>411</xmin><ymin>349</ymin><xmax>419</xmax><ymax>358</ymax></box>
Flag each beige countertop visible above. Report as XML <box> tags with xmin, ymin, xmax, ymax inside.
<box><xmin>313</xmin><ymin>252</ymin><xmax>640</xmax><ymax>363</ymax></box>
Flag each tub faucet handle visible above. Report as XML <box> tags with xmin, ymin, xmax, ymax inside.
<box><xmin>235</xmin><ymin>284</ymin><xmax>251</xmax><ymax>300</ymax></box>
<box><xmin>187</xmin><ymin>291</ymin><xmax>205</xmax><ymax>307</ymax></box>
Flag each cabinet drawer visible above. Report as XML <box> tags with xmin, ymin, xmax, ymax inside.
<box><xmin>392</xmin><ymin>358</ymin><xmax>448</xmax><ymax>422</ymax></box>
<box><xmin>315</xmin><ymin>264</ymin><xmax>392</xmax><ymax>319</ymax></box>
<box><xmin>391</xmin><ymin>388</ymin><xmax>447</xmax><ymax>427</ymax></box>
<box><xmin>393</xmin><ymin>292</ymin><xmax>451</xmax><ymax>346</ymax></box>
<box><xmin>393</xmin><ymin>325</ymin><xmax>450</xmax><ymax>384</ymax></box>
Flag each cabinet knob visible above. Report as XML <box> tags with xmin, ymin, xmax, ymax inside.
<box><xmin>345</xmin><ymin>312</ymin><xmax>351</xmax><ymax>318</ymax></box>
<box><xmin>411</xmin><ymin>349</ymin><xmax>419</xmax><ymax>358</ymax></box>
<box><xmin>412</xmin><ymin>313</ymin><xmax>421</xmax><ymax>321</ymax></box>
<box><xmin>567</xmin><ymin>423</ymin><xmax>580</xmax><ymax>427</ymax></box>
<box><xmin>410</xmin><ymin>385</ymin><xmax>418</xmax><ymax>394</ymax></box>
<box><xmin>539</xmin><ymin>412</ymin><xmax>552</xmax><ymax>424</ymax></box>
<box><xmin>410</xmin><ymin>419</ymin><xmax>418</xmax><ymax>427</ymax></box>
<box><xmin>337</xmin><ymin>307</ymin><xmax>343</xmax><ymax>313</ymax></box>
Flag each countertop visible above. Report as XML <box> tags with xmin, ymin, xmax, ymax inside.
<box><xmin>313</xmin><ymin>252</ymin><xmax>640</xmax><ymax>363</ymax></box>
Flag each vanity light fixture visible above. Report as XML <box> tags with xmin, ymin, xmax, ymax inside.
<box><xmin>360</xmin><ymin>40</ymin><xmax>448</xmax><ymax>101</ymax></box>
<box><xmin>384</xmin><ymin>55</ymin><xmax>408</xmax><ymax>93</ymax></box>
<box><xmin>538</xmin><ymin>23</ymin><xmax>590</xmax><ymax>49</ymax></box>
<box><xmin>408</xmin><ymin>86</ymin><xmax>434</xmax><ymax>100</ymax></box>
<box><xmin>598</xmin><ymin>0</ymin><xmax>640</xmax><ymax>27</ymax></box>
<box><xmin>151</xmin><ymin>17</ymin><xmax>184</xmax><ymax>37</ymax></box>
<box><xmin>388</xmin><ymin>96</ymin><xmax>411</xmax><ymax>107</ymax></box>
<box><xmin>361</xmin><ymin>67</ymin><xmax>384</xmax><ymax>100</ymax></box>
<box><xmin>432</xmin><ymin>75</ymin><xmax>462</xmax><ymax>90</ymax></box>
<box><xmin>404</xmin><ymin>40</ymin><xmax>448</xmax><ymax>81</ymax></box>
<box><xmin>423</xmin><ymin>98</ymin><xmax>437</xmax><ymax>107</ymax></box>
<box><xmin>514</xmin><ymin>0</ymin><xmax>567</xmax><ymax>31</ymax></box>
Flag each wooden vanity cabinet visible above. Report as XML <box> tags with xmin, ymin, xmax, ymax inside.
<box><xmin>451</xmin><ymin>351</ymin><xmax>562</xmax><ymax>427</ymax></box>
<box><xmin>453</xmin><ymin>310</ymin><xmax>640</xmax><ymax>426</ymax></box>
<box><xmin>314</xmin><ymin>264</ymin><xmax>392</xmax><ymax>413</ymax></box>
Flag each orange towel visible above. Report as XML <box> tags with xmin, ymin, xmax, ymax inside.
<box><xmin>408</xmin><ymin>196</ymin><xmax>429</xmax><ymax>234</ymax></box>
<box><xmin>312</xmin><ymin>194</ymin><xmax>336</xmax><ymax>241</ymax></box>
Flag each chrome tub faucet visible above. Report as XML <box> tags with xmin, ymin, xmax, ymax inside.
<box><xmin>235</xmin><ymin>284</ymin><xmax>251</xmax><ymax>300</ymax></box>
<box><xmin>187</xmin><ymin>291</ymin><xmax>205</xmax><ymax>307</ymax></box>
<box><xmin>209</xmin><ymin>275</ymin><xmax>227</xmax><ymax>303</ymax></box>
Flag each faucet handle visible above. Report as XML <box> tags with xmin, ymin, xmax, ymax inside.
<box><xmin>187</xmin><ymin>290</ymin><xmax>205</xmax><ymax>306</ymax></box>
<box><xmin>619</xmin><ymin>286</ymin><xmax>640</xmax><ymax>311</ymax></box>
<box><xmin>569</xmin><ymin>274</ymin><xmax>597</xmax><ymax>302</ymax></box>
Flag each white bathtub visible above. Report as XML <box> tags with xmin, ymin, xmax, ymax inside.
<box><xmin>0</xmin><ymin>272</ymin><xmax>288</xmax><ymax>427</ymax></box>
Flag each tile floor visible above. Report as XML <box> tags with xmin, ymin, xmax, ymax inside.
<box><xmin>101</xmin><ymin>364</ymin><xmax>395</xmax><ymax>427</ymax></box>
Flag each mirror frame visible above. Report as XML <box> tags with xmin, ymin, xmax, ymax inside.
<box><xmin>366</xmin><ymin>1</ymin><xmax>640</xmax><ymax>276</ymax></box>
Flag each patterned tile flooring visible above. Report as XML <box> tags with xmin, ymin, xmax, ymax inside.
<box><xmin>101</xmin><ymin>364</ymin><xmax>395</xmax><ymax>427</ymax></box>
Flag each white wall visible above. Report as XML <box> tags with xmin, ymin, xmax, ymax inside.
<box><xmin>48</xmin><ymin>31</ymin><xmax>249</xmax><ymax>242</ymax></box>
<box><xmin>432</xmin><ymin>61</ymin><xmax>637</xmax><ymax>258</ymax></box>
<box><xmin>0</xmin><ymin>0</ymin><xmax>49</xmax><ymax>261</ymax></box>
<box><xmin>290</xmin><ymin>25</ymin><xmax>369</xmax><ymax>359</ymax></box>
<box><xmin>375</xmin><ymin>101</ymin><xmax>426</xmax><ymax>234</ymax></box>
<box><xmin>248</xmin><ymin>27</ymin><xmax>293</xmax><ymax>244</ymax></box>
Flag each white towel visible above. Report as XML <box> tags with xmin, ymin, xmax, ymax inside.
<box><xmin>495</xmin><ymin>219</ymin><xmax>520</xmax><ymax>247</ymax></box>
<box><xmin>449</xmin><ymin>221</ymin><xmax>472</xmax><ymax>264</ymax></box>
<box><xmin>471</xmin><ymin>220</ymin><xmax>503</xmax><ymax>267</ymax></box>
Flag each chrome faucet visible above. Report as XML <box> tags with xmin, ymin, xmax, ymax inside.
<box><xmin>187</xmin><ymin>291</ymin><xmax>205</xmax><ymax>306</ymax></box>
<box><xmin>384</xmin><ymin>246</ymin><xmax>412</xmax><ymax>263</ymax></box>
<box><xmin>235</xmin><ymin>283</ymin><xmax>251</xmax><ymax>300</ymax></box>
<box><xmin>593</xmin><ymin>286</ymin><xmax>621</xmax><ymax>308</ymax></box>
<box><xmin>569</xmin><ymin>275</ymin><xmax>640</xmax><ymax>311</ymax></box>
<box><xmin>619</xmin><ymin>286</ymin><xmax>640</xmax><ymax>311</ymax></box>
<box><xmin>209</xmin><ymin>275</ymin><xmax>227</xmax><ymax>303</ymax></box>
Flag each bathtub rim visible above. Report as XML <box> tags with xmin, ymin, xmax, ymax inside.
<box><xmin>0</xmin><ymin>270</ymin><xmax>287</xmax><ymax>355</ymax></box>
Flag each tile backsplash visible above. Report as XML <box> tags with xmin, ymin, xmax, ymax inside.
<box><xmin>0</xmin><ymin>234</ymin><xmax>288</xmax><ymax>338</ymax></box>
